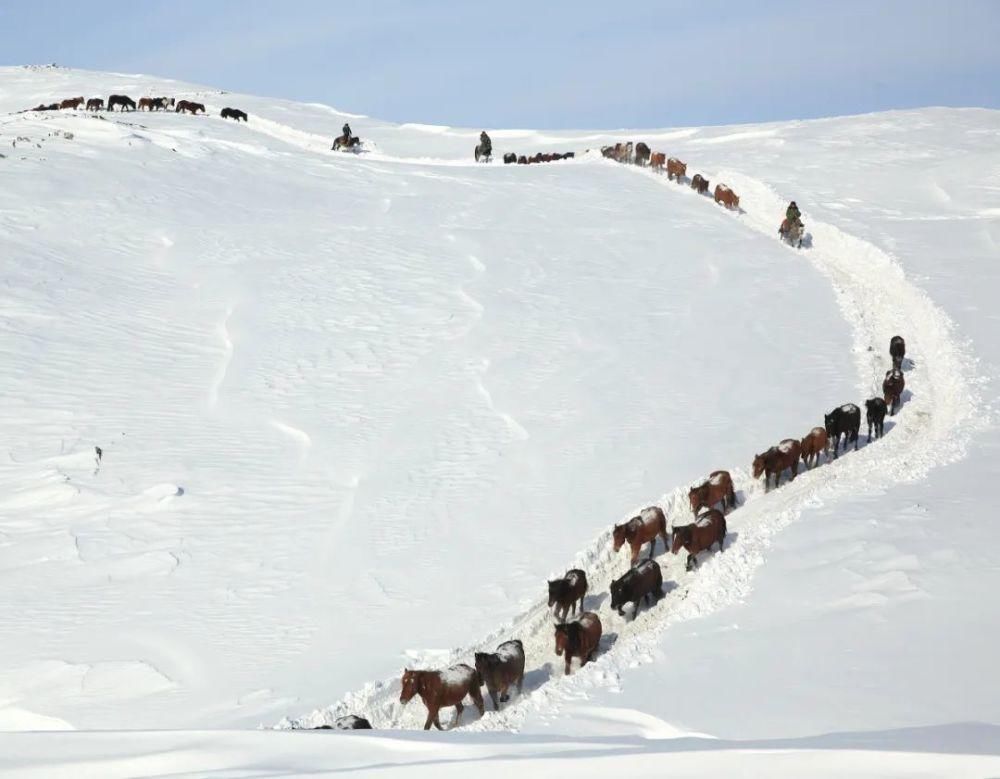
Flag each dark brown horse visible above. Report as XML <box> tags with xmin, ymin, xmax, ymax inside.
<box><xmin>890</xmin><ymin>335</ymin><xmax>906</xmax><ymax>370</ymax></box>
<box><xmin>799</xmin><ymin>426</ymin><xmax>828</xmax><ymax>469</ymax></box>
<box><xmin>714</xmin><ymin>184</ymin><xmax>739</xmax><ymax>209</ymax></box>
<box><xmin>666</xmin><ymin>157</ymin><xmax>686</xmax><ymax>181</ymax></box>
<box><xmin>753</xmin><ymin>439</ymin><xmax>801</xmax><ymax>490</ymax></box>
<box><xmin>671</xmin><ymin>509</ymin><xmax>726</xmax><ymax>571</ymax></box>
<box><xmin>634</xmin><ymin>142</ymin><xmax>651</xmax><ymax>166</ymax></box>
<box><xmin>86</xmin><ymin>98</ymin><xmax>104</xmax><ymax>111</ymax></box>
<box><xmin>399</xmin><ymin>665</ymin><xmax>485</xmax><ymax>730</ymax></box>
<box><xmin>548</xmin><ymin>569</ymin><xmax>587</xmax><ymax>621</ymax></box>
<box><xmin>175</xmin><ymin>100</ymin><xmax>206</xmax><ymax>115</ymax></box>
<box><xmin>107</xmin><ymin>94</ymin><xmax>136</xmax><ymax>112</ymax></box>
<box><xmin>688</xmin><ymin>470</ymin><xmax>736</xmax><ymax>515</ymax></box>
<box><xmin>612</xmin><ymin>506</ymin><xmax>668</xmax><ymax>564</ymax></box>
<box><xmin>59</xmin><ymin>97</ymin><xmax>84</xmax><ymax>110</ymax></box>
<box><xmin>883</xmin><ymin>368</ymin><xmax>905</xmax><ymax>415</ymax></box>
<box><xmin>610</xmin><ymin>559</ymin><xmax>663</xmax><ymax>619</ymax></box>
<box><xmin>691</xmin><ymin>173</ymin><xmax>710</xmax><ymax>194</ymax></box>
<box><xmin>474</xmin><ymin>639</ymin><xmax>525</xmax><ymax>711</ymax></box>
<box><xmin>554</xmin><ymin>612</ymin><xmax>602</xmax><ymax>675</ymax></box>
<box><xmin>221</xmin><ymin>107</ymin><xmax>248</xmax><ymax>122</ymax></box>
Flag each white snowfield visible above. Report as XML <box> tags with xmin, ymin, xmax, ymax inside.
<box><xmin>1</xmin><ymin>66</ymin><xmax>999</xmax><ymax>777</ymax></box>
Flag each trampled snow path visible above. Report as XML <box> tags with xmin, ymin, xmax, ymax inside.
<box><xmin>279</xmin><ymin>154</ymin><xmax>984</xmax><ymax>733</ymax></box>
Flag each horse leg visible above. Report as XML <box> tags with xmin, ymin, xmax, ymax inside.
<box><xmin>648</xmin><ymin>539</ymin><xmax>656</xmax><ymax>560</ymax></box>
<box><xmin>424</xmin><ymin>708</ymin><xmax>436</xmax><ymax>730</ymax></box>
<box><xmin>565</xmin><ymin>656</ymin><xmax>572</xmax><ymax>676</ymax></box>
<box><xmin>471</xmin><ymin>685</ymin><xmax>485</xmax><ymax>716</ymax></box>
<box><xmin>453</xmin><ymin>702</ymin><xmax>463</xmax><ymax>728</ymax></box>
<box><xmin>489</xmin><ymin>688</ymin><xmax>500</xmax><ymax>711</ymax></box>
<box><xmin>686</xmin><ymin>553</ymin><xmax>695</xmax><ymax>572</ymax></box>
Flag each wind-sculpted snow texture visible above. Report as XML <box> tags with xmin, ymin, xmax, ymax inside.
<box><xmin>1</xmin><ymin>68</ymin><xmax>998</xmax><ymax>775</ymax></box>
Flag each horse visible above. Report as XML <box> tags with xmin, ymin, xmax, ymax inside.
<box><xmin>610</xmin><ymin>559</ymin><xmax>663</xmax><ymax>620</ymax></box>
<box><xmin>688</xmin><ymin>470</ymin><xmax>736</xmax><ymax>515</ymax></box>
<box><xmin>151</xmin><ymin>97</ymin><xmax>175</xmax><ymax>110</ymax></box>
<box><xmin>824</xmin><ymin>403</ymin><xmax>861</xmax><ymax>457</ymax></box>
<box><xmin>31</xmin><ymin>103</ymin><xmax>60</xmax><ymax>111</ymax></box>
<box><xmin>59</xmin><ymin>97</ymin><xmax>84</xmax><ymax>110</ymax></box>
<box><xmin>600</xmin><ymin>142</ymin><xmax>632</xmax><ymax>163</ymax></box>
<box><xmin>890</xmin><ymin>335</ymin><xmax>906</xmax><ymax>370</ymax></box>
<box><xmin>332</xmin><ymin>715</ymin><xmax>372</xmax><ymax>729</ymax></box>
<box><xmin>883</xmin><ymin>369</ymin><xmax>905</xmax><ymax>415</ymax></box>
<box><xmin>399</xmin><ymin>665</ymin><xmax>484</xmax><ymax>730</ymax></box>
<box><xmin>547</xmin><ymin>569</ymin><xmax>587</xmax><ymax>622</ymax></box>
<box><xmin>175</xmin><ymin>100</ymin><xmax>205</xmax><ymax>115</ymax></box>
<box><xmin>690</xmin><ymin>174</ymin><xmax>710</xmax><ymax>194</ymax></box>
<box><xmin>714</xmin><ymin>184</ymin><xmax>739</xmax><ymax>209</ymax></box>
<box><xmin>865</xmin><ymin>397</ymin><xmax>887</xmax><ymax>441</ymax></box>
<box><xmin>86</xmin><ymin>98</ymin><xmax>104</xmax><ymax>111</ymax></box>
<box><xmin>671</xmin><ymin>509</ymin><xmax>726</xmax><ymax>571</ymax></box>
<box><xmin>474</xmin><ymin>143</ymin><xmax>491</xmax><ymax>162</ymax></box>
<box><xmin>137</xmin><ymin>97</ymin><xmax>156</xmax><ymax>111</ymax></box>
<box><xmin>553</xmin><ymin>613</ymin><xmax>602</xmax><ymax>676</ymax></box>
<box><xmin>612</xmin><ymin>506</ymin><xmax>668</xmax><ymax>564</ymax></box>
<box><xmin>333</xmin><ymin>134</ymin><xmax>361</xmax><ymax>151</ymax></box>
<box><xmin>474</xmin><ymin>639</ymin><xmax>525</xmax><ymax>711</ymax></box>
<box><xmin>517</xmin><ymin>155</ymin><xmax>528</xmax><ymax>165</ymax></box>
<box><xmin>107</xmin><ymin>94</ymin><xmax>136</xmax><ymax>112</ymax></box>
<box><xmin>799</xmin><ymin>427</ymin><xmax>828</xmax><ymax>469</ymax></box>
<box><xmin>666</xmin><ymin>157</ymin><xmax>686</xmax><ymax>181</ymax></box>
<box><xmin>753</xmin><ymin>439</ymin><xmax>801</xmax><ymax>491</ymax></box>
<box><xmin>650</xmin><ymin>152</ymin><xmax>666</xmax><ymax>171</ymax></box>
<box><xmin>221</xmin><ymin>107</ymin><xmax>248</xmax><ymax>122</ymax></box>
<box><xmin>634</xmin><ymin>142</ymin><xmax>651</xmax><ymax>166</ymax></box>
<box><xmin>503</xmin><ymin>152</ymin><xmax>517</xmax><ymax>164</ymax></box>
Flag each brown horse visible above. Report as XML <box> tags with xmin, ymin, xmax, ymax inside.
<box><xmin>600</xmin><ymin>142</ymin><xmax>632</xmax><ymax>163</ymax></box>
<box><xmin>474</xmin><ymin>639</ymin><xmax>525</xmax><ymax>711</ymax></box>
<box><xmin>553</xmin><ymin>612</ymin><xmax>602</xmax><ymax>675</ymax></box>
<box><xmin>634</xmin><ymin>142</ymin><xmax>651</xmax><ymax>166</ymax></box>
<box><xmin>86</xmin><ymin>98</ymin><xmax>104</xmax><ymax>111</ymax></box>
<box><xmin>714</xmin><ymin>184</ymin><xmax>740</xmax><ymax>209</ymax></box>
<box><xmin>175</xmin><ymin>99</ymin><xmax>205</xmax><ymax>115</ymax></box>
<box><xmin>799</xmin><ymin>426</ymin><xmax>828</xmax><ymax>469</ymax></box>
<box><xmin>671</xmin><ymin>509</ymin><xmax>726</xmax><ymax>571</ymax></box>
<box><xmin>399</xmin><ymin>665</ymin><xmax>485</xmax><ymax>730</ymax></box>
<box><xmin>666</xmin><ymin>157</ymin><xmax>686</xmax><ymax>181</ymax></box>
<box><xmin>612</xmin><ymin>506</ymin><xmax>668</xmax><ymax>564</ymax></box>
<box><xmin>548</xmin><ymin>569</ymin><xmax>587</xmax><ymax>621</ymax></box>
<box><xmin>59</xmin><ymin>97</ymin><xmax>84</xmax><ymax>110</ymax></box>
<box><xmin>650</xmin><ymin>152</ymin><xmax>666</xmax><ymax>171</ymax></box>
<box><xmin>753</xmin><ymin>439</ymin><xmax>801</xmax><ymax>490</ymax></box>
<box><xmin>883</xmin><ymin>368</ymin><xmax>905</xmax><ymax>415</ymax></box>
<box><xmin>688</xmin><ymin>470</ymin><xmax>736</xmax><ymax>515</ymax></box>
<box><xmin>137</xmin><ymin>97</ymin><xmax>156</xmax><ymax>111</ymax></box>
<box><xmin>890</xmin><ymin>335</ymin><xmax>906</xmax><ymax>370</ymax></box>
<box><xmin>691</xmin><ymin>173</ymin><xmax>710</xmax><ymax>194</ymax></box>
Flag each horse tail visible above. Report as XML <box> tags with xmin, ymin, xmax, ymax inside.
<box><xmin>719</xmin><ymin>514</ymin><xmax>728</xmax><ymax>548</ymax></box>
<box><xmin>473</xmin><ymin>668</ymin><xmax>484</xmax><ymax>689</ymax></box>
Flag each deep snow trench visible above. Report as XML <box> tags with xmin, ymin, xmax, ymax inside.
<box><xmin>280</xmin><ymin>152</ymin><xmax>982</xmax><ymax>732</ymax></box>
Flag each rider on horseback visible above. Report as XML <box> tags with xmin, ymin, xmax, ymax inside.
<box><xmin>477</xmin><ymin>130</ymin><xmax>492</xmax><ymax>161</ymax></box>
<box><xmin>342</xmin><ymin>123</ymin><xmax>352</xmax><ymax>142</ymax></box>
<box><xmin>786</xmin><ymin>201</ymin><xmax>801</xmax><ymax>227</ymax></box>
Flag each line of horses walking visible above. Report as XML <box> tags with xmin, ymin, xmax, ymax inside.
<box><xmin>340</xmin><ymin>335</ymin><xmax>910</xmax><ymax>732</ymax></box>
<box><xmin>26</xmin><ymin>94</ymin><xmax>249</xmax><ymax>121</ymax></box>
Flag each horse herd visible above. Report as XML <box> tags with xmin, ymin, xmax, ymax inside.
<box><xmin>318</xmin><ymin>337</ymin><xmax>910</xmax><ymax>732</ymax></box>
<box><xmin>27</xmin><ymin>94</ymin><xmax>249</xmax><ymax>122</ymax></box>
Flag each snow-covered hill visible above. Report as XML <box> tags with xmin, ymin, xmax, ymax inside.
<box><xmin>1</xmin><ymin>66</ymin><xmax>999</xmax><ymax>777</ymax></box>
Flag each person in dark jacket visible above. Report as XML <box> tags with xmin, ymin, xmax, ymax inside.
<box><xmin>342</xmin><ymin>123</ymin><xmax>352</xmax><ymax>142</ymax></box>
<box><xmin>477</xmin><ymin>130</ymin><xmax>492</xmax><ymax>160</ymax></box>
<box><xmin>786</xmin><ymin>201</ymin><xmax>801</xmax><ymax>225</ymax></box>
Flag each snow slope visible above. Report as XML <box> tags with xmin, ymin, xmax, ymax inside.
<box><xmin>1</xmin><ymin>66</ymin><xmax>999</xmax><ymax>775</ymax></box>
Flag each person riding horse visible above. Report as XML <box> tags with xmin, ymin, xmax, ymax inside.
<box><xmin>342</xmin><ymin>123</ymin><xmax>352</xmax><ymax>143</ymax></box>
<box><xmin>476</xmin><ymin>131</ymin><xmax>492</xmax><ymax>161</ymax></box>
<box><xmin>786</xmin><ymin>201</ymin><xmax>801</xmax><ymax>227</ymax></box>
<box><xmin>780</xmin><ymin>200</ymin><xmax>805</xmax><ymax>246</ymax></box>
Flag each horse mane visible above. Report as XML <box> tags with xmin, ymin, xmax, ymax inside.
<box><xmin>559</xmin><ymin>622</ymin><xmax>584</xmax><ymax>656</ymax></box>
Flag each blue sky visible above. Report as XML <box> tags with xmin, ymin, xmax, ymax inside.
<box><xmin>2</xmin><ymin>1</ymin><xmax>998</xmax><ymax>128</ymax></box>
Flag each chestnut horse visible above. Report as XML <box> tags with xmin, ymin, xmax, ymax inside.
<box><xmin>548</xmin><ymin>569</ymin><xmax>587</xmax><ymax>621</ymax></box>
<box><xmin>474</xmin><ymin>639</ymin><xmax>525</xmax><ymax>711</ymax></box>
<box><xmin>883</xmin><ymin>368</ymin><xmax>905</xmax><ymax>415</ymax></box>
<box><xmin>612</xmin><ymin>506</ymin><xmax>668</xmax><ymax>564</ymax></box>
<box><xmin>671</xmin><ymin>509</ymin><xmax>726</xmax><ymax>571</ymax></box>
<box><xmin>666</xmin><ymin>157</ymin><xmax>686</xmax><ymax>181</ymax></box>
<box><xmin>138</xmin><ymin>97</ymin><xmax>156</xmax><ymax>111</ymax></box>
<box><xmin>753</xmin><ymin>439</ymin><xmax>800</xmax><ymax>490</ymax></box>
<box><xmin>650</xmin><ymin>152</ymin><xmax>666</xmax><ymax>171</ymax></box>
<box><xmin>799</xmin><ymin>427</ymin><xmax>828</xmax><ymax>469</ymax></box>
<box><xmin>176</xmin><ymin>100</ymin><xmax>206</xmax><ymax>115</ymax></box>
<box><xmin>714</xmin><ymin>184</ymin><xmax>740</xmax><ymax>209</ymax></box>
<box><xmin>59</xmin><ymin>97</ymin><xmax>84</xmax><ymax>110</ymax></box>
<box><xmin>690</xmin><ymin>173</ymin><xmax>710</xmax><ymax>194</ymax></box>
<box><xmin>399</xmin><ymin>665</ymin><xmax>485</xmax><ymax>730</ymax></box>
<box><xmin>688</xmin><ymin>470</ymin><xmax>736</xmax><ymax>515</ymax></box>
<box><xmin>553</xmin><ymin>612</ymin><xmax>602</xmax><ymax>676</ymax></box>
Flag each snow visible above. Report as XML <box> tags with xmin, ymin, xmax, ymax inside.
<box><xmin>1</xmin><ymin>66</ymin><xmax>999</xmax><ymax>775</ymax></box>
